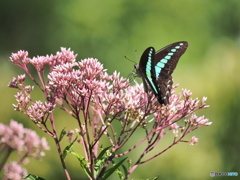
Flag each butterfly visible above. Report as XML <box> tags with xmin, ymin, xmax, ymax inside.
<box><xmin>134</xmin><ymin>41</ymin><xmax>188</xmax><ymax>105</ymax></box>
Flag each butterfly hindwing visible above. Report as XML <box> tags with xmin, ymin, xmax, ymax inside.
<box><xmin>156</xmin><ymin>75</ymin><xmax>173</xmax><ymax>104</ymax></box>
<box><xmin>135</xmin><ymin>41</ymin><xmax>188</xmax><ymax>105</ymax></box>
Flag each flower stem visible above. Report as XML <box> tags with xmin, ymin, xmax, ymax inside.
<box><xmin>49</xmin><ymin>113</ymin><xmax>71</xmax><ymax>180</ymax></box>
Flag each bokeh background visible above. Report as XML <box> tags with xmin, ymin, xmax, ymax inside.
<box><xmin>0</xmin><ymin>0</ymin><xmax>239</xmax><ymax>179</ymax></box>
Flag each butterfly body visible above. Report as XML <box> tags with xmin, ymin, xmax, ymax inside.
<box><xmin>135</xmin><ymin>41</ymin><xmax>188</xmax><ymax>105</ymax></box>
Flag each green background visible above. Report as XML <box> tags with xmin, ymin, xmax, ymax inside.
<box><xmin>0</xmin><ymin>0</ymin><xmax>239</xmax><ymax>179</ymax></box>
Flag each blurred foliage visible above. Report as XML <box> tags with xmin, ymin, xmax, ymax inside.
<box><xmin>0</xmin><ymin>0</ymin><xmax>240</xmax><ymax>179</ymax></box>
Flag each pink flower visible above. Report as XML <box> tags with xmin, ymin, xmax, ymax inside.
<box><xmin>10</xmin><ymin>50</ymin><xmax>29</xmax><ymax>69</ymax></box>
<box><xmin>24</xmin><ymin>129</ymin><xmax>50</xmax><ymax>157</ymax></box>
<box><xmin>26</xmin><ymin>101</ymin><xmax>55</xmax><ymax>122</ymax></box>
<box><xmin>0</xmin><ymin>120</ymin><xmax>50</xmax><ymax>158</ymax></box>
<box><xmin>3</xmin><ymin>161</ymin><xmax>27</xmax><ymax>180</ymax></box>
<box><xmin>10</xmin><ymin>48</ymin><xmax>77</xmax><ymax>72</ymax></box>
<box><xmin>170</xmin><ymin>123</ymin><xmax>179</xmax><ymax>130</ymax></box>
<box><xmin>189</xmin><ymin>136</ymin><xmax>199</xmax><ymax>145</ymax></box>
<box><xmin>0</xmin><ymin>120</ymin><xmax>25</xmax><ymax>151</ymax></box>
<box><xmin>185</xmin><ymin>114</ymin><xmax>212</xmax><ymax>126</ymax></box>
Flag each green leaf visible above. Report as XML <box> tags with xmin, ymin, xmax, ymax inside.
<box><xmin>121</xmin><ymin>164</ymin><xmax>128</xmax><ymax>179</ymax></box>
<box><xmin>115</xmin><ymin>165</ymin><xmax>124</xmax><ymax>180</ymax></box>
<box><xmin>59</xmin><ymin>127</ymin><xmax>66</xmax><ymax>142</ymax></box>
<box><xmin>62</xmin><ymin>136</ymin><xmax>77</xmax><ymax>159</ymax></box>
<box><xmin>101</xmin><ymin>157</ymin><xmax>127</xmax><ymax>180</ymax></box>
<box><xmin>144</xmin><ymin>176</ymin><xmax>159</xmax><ymax>180</ymax></box>
<box><xmin>68</xmin><ymin>150</ymin><xmax>92</xmax><ymax>179</ymax></box>
<box><xmin>96</xmin><ymin>146</ymin><xmax>112</xmax><ymax>160</ymax></box>
<box><xmin>94</xmin><ymin>146</ymin><xmax>112</xmax><ymax>177</ymax></box>
<box><xmin>23</xmin><ymin>174</ymin><xmax>45</xmax><ymax>180</ymax></box>
<box><xmin>111</xmin><ymin>159</ymin><xmax>129</xmax><ymax>180</ymax></box>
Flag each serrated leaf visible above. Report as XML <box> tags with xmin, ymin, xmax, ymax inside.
<box><xmin>111</xmin><ymin>159</ymin><xmax>128</xmax><ymax>180</ymax></box>
<box><xmin>23</xmin><ymin>174</ymin><xmax>45</xmax><ymax>180</ymax></box>
<box><xmin>68</xmin><ymin>150</ymin><xmax>92</xmax><ymax>178</ymax></box>
<box><xmin>144</xmin><ymin>176</ymin><xmax>159</xmax><ymax>180</ymax></box>
<box><xmin>115</xmin><ymin>166</ymin><xmax>124</xmax><ymax>180</ymax></box>
<box><xmin>121</xmin><ymin>164</ymin><xmax>128</xmax><ymax>179</ymax></box>
<box><xmin>62</xmin><ymin>136</ymin><xmax>77</xmax><ymax>159</ymax></box>
<box><xmin>94</xmin><ymin>146</ymin><xmax>112</xmax><ymax>176</ymax></box>
<box><xmin>59</xmin><ymin>127</ymin><xmax>66</xmax><ymax>142</ymax></box>
<box><xmin>96</xmin><ymin>146</ymin><xmax>112</xmax><ymax>160</ymax></box>
<box><xmin>101</xmin><ymin>157</ymin><xmax>127</xmax><ymax>180</ymax></box>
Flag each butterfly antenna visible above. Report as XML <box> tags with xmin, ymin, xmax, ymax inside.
<box><xmin>124</xmin><ymin>56</ymin><xmax>136</xmax><ymax>64</ymax></box>
<box><xmin>125</xmin><ymin>49</ymin><xmax>139</xmax><ymax>82</ymax></box>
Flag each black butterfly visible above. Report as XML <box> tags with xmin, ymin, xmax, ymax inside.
<box><xmin>134</xmin><ymin>41</ymin><xmax>188</xmax><ymax>105</ymax></box>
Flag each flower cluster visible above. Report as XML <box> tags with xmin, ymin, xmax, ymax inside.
<box><xmin>9</xmin><ymin>48</ymin><xmax>76</xmax><ymax>72</ymax></box>
<box><xmin>9</xmin><ymin>48</ymin><xmax>211</xmax><ymax>179</ymax></box>
<box><xmin>3</xmin><ymin>162</ymin><xmax>27</xmax><ymax>180</ymax></box>
<box><xmin>0</xmin><ymin>120</ymin><xmax>50</xmax><ymax>155</ymax></box>
<box><xmin>0</xmin><ymin>120</ymin><xmax>50</xmax><ymax>179</ymax></box>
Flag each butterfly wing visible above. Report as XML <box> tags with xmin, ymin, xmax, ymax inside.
<box><xmin>135</xmin><ymin>41</ymin><xmax>188</xmax><ymax>105</ymax></box>
<box><xmin>155</xmin><ymin>75</ymin><xmax>173</xmax><ymax>104</ymax></box>
<box><xmin>135</xmin><ymin>47</ymin><xmax>159</xmax><ymax>96</ymax></box>
<box><xmin>153</xmin><ymin>41</ymin><xmax>188</xmax><ymax>78</ymax></box>
<box><xmin>153</xmin><ymin>41</ymin><xmax>188</xmax><ymax>104</ymax></box>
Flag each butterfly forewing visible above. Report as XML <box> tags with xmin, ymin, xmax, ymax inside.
<box><xmin>153</xmin><ymin>41</ymin><xmax>188</xmax><ymax>79</ymax></box>
<box><xmin>136</xmin><ymin>47</ymin><xmax>158</xmax><ymax>94</ymax></box>
<box><xmin>153</xmin><ymin>41</ymin><xmax>188</xmax><ymax>104</ymax></box>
